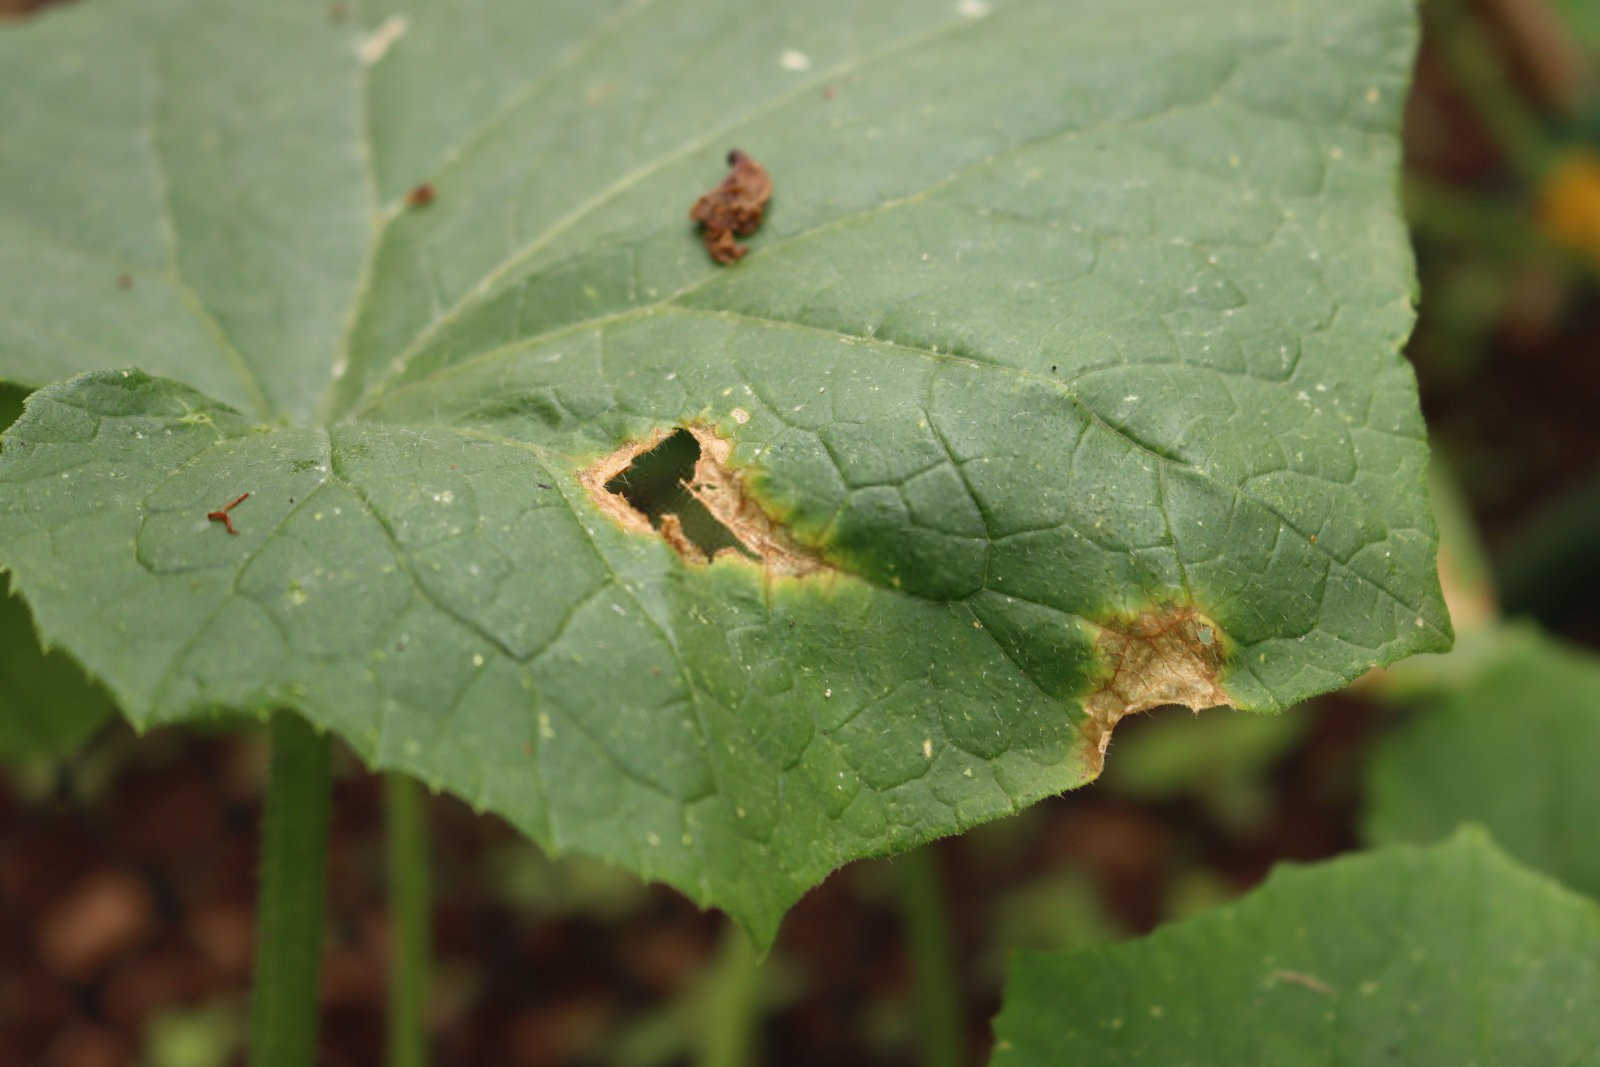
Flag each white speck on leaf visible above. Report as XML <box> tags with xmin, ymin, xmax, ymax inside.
<box><xmin>731</xmin><ymin>408</ymin><xmax>750</xmax><ymax>424</ymax></box>
<box><xmin>779</xmin><ymin>48</ymin><xmax>811</xmax><ymax>71</ymax></box>
<box><xmin>958</xmin><ymin>0</ymin><xmax>992</xmax><ymax>17</ymax></box>
<box><xmin>922</xmin><ymin>738</ymin><xmax>933</xmax><ymax>759</ymax></box>
<box><xmin>472</xmin><ymin>653</ymin><xmax>484</xmax><ymax>667</ymax></box>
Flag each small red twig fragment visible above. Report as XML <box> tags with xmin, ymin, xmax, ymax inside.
<box><xmin>689</xmin><ymin>149</ymin><xmax>772</xmax><ymax>264</ymax></box>
<box><xmin>405</xmin><ymin>182</ymin><xmax>436</xmax><ymax>208</ymax></box>
<box><xmin>207</xmin><ymin>492</ymin><xmax>250</xmax><ymax>535</ymax></box>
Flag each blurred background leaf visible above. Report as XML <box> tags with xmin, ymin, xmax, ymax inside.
<box><xmin>1364</xmin><ymin>624</ymin><xmax>1600</xmax><ymax>899</ymax></box>
<box><xmin>993</xmin><ymin>831</ymin><xmax>1600</xmax><ymax>1065</ymax></box>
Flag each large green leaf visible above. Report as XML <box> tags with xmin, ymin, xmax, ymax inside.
<box><xmin>991</xmin><ymin>830</ymin><xmax>1600</xmax><ymax>1065</ymax></box>
<box><xmin>1365</xmin><ymin>624</ymin><xmax>1600</xmax><ymax>899</ymax></box>
<box><xmin>0</xmin><ymin>0</ymin><xmax>1447</xmax><ymax>939</ymax></box>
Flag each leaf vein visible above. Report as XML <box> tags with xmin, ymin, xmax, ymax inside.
<box><xmin>143</xmin><ymin>46</ymin><xmax>274</xmax><ymax>419</ymax></box>
<box><xmin>351</xmin><ymin>0</ymin><xmax>1026</xmax><ymax>410</ymax></box>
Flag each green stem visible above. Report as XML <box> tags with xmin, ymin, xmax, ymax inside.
<box><xmin>250</xmin><ymin>713</ymin><xmax>332</xmax><ymax>1067</ymax></box>
<box><xmin>385</xmin><ymin>774</ymin><xmax>431</xmax><ymax>1067</ymax></box>
<box><xmin>698</xmin><ymin>925</ymin><xmax>761</xmax><ymax>1067</ymax></box>
<box><xmin>896</xmin><ymin>846</ymin><xmax>964</xmax><ymax>1067</ymax></box>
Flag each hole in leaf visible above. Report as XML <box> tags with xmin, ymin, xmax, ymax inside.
<box><xmin>602</xmin><ymin>429</ymin><xmax>753</xmax><ymax>562</ymax></box>
<box><xmin>581</xmin><ymin>424</ymin><xmax>831</xmax><ymax>577</ymax></box>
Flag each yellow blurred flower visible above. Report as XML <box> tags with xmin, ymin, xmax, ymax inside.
<box><xmin>1538</xmin><ymin>148</ymin><xmax>1600</xmax><ymax>259</ymax></box>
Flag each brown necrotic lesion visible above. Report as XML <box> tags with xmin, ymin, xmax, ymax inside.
<box><xmin>1080</xmin><ymin>605</ymin><xmax>1234</xmax><ymax>775</ymax></box>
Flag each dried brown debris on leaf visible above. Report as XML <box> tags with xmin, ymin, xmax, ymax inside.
<box><xmin>690</xmin><ymin>149</ymin><xmax>772</xmax><ymax>264</ymax></box>
<box><xmin>581</xmin><ymin>425</ymin><xmax>826</xmax><ymax>577</ymax></box>
<box><xmin>1081</xmin><ymin>606</ymin><xmax>1233</xmax><ymax>775</ymax></box>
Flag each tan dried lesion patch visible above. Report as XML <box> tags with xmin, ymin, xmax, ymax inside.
<box><xmin>1081</xmin><ymin>606</ymin><xmax>1233</xmax><ymax>776</ymax></box>
<box><xmin>655</xmin><ymin>512</ymin><xmax>707</xmax><ymax>564</ymax></box>
<box><xmin>577</xmin><ymin>426</ymin><xmax>675</xmax><ymax>537</ymax></box>
<box><xmin>580</xmin><ymin>424</ymin><xmax>828</xmax><ymax>578</ymax></box>
<box><xmin>678</xmin><ymin>426</ymin><xmax>825</xmax><ymax>577</ymax></box>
